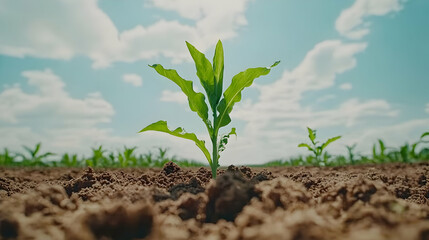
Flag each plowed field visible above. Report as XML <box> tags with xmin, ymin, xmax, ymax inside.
<box><xmin>1</xmin><ymin>162</ymin><xmax>428</xmax><ymax>240</ymax></box>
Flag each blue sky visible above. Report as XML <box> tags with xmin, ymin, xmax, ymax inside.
<box><xmin>0</xmin><ymin>0</ymin><xmax>428</xmax><ymax>165</ymax></box>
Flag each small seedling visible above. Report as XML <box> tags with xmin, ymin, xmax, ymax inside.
<box><xmin>118</xmin><ymin>146</ymin><xmax>137</xmax><ymax>167</ymax></box>
<box><xmin>86</xmin><ymin>146</ymin><xmax>107</xmax><ymax>167</ymax></box>
<box><xmin>18</xmin><ymin>143</ymin><xmax>54</xmax><ymax>166</ymax></box>
<box><xmin>0</xmin><ymin>148</ymin><xmax>15</xmax><ymax>166</ymax></box>
<box><xmin>346</xmin><ymin>144</ymin><xmax>357</xmax><ymax>164</ymax></box>
<box><xmin>372</xmin><ymin>139</ymin><xmax>388</xmax><ymax>163</ymax></box>
<box><xmin>139</xmin><ymin>40</ymin><xmax>279</xmax><ymax>178</ymax></box>
<box><xmin>298</xmin><ymin>127</ymin><xmax>341</xmax><ymax>165</ymax></box>
<box><xmin>60</xmin><ymin>153</ymin><xmax>79</xmax><ymax>167</ymax></box>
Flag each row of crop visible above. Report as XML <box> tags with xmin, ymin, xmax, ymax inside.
<box><xmin>0</xmin><ymin>144</ymin><xmax>204</xmax><ymax>168</ymax></box>
<box><xmin>264</xmin><ymin>130</ymin><xmax>429</xmax><ymax>167</ymax></box>
<box><xmin>1</xmin><ymin>131</ymin><xmax>428</xmax><ymax>168</ymax></box>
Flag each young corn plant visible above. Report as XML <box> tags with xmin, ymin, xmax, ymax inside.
<box><xmin>86</xmin><ymin>146</ymin><xmax>107</xmax><ymax>167</ymax></box>
<box><xmin>372</xmin><ymin>139</ymin><xmax>388</xmax><ymax>163</ymax></box>
<box><xmin>139</xmin><ymin>40</ymin><xmax>279</xmax><ymax>178</ymax></box>
<box><xmin>0</xmin><ymin>148</ymin><xmax>15</xmax><ymax>166</ymax></box>
<box><xmin>118</xmin><ymin>146</ymin><xmax>137</xmax><ymax>167</ymax></box>
<box><xmin>346</xmin><ymin>144</ymin><xmax>357</xmax><ymax>164</ymax></box>
<box><xmin>60</xmin><ymin>153</ymin><xmax>80</xmax><ymax>167</ymax></box>
<box><xmin>408</xmin><ymin>131</ymin><xmax>429</xmax><ymax>161</ymax></box>
<box><xmin>419</xmin><ymin>132</ymin><xmax>429</xmax><ymax>160</ymax></box>
<box><xmin>298</xmin><ymin>127</ymin><xmax>341</xmax><ymax>165</ymax></box>
<box><xmin>18</xmin><ymin>143</ymin><xmax>54</xmax><ymax>166</ymax></box>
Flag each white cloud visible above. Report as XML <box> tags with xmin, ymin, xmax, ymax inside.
<box><xmin>336</xmin><ymin>0</ymin><xmax>404</xmax><ymax>39</ymax></box>
<box><xmin>145</xmin><ymin>0</ymin><xmax>248</xmax><ymax>46</ymax></box>
<box><xmin>0</xmin><ymin>69</ymin><xmax>114</xmax><ymax>126</ymax></box>
<box><xmin>0</xmin><ymin>0</ymin><xmax>250</xmax><ymax>68</ymax></box>
<box><xmin>160</xmin><ymin>90</ymin><xmax>187</xmax><ymax>104</ymax></box>
<box><xmin>122</xmin><ymin>74</ymin><xmax>143</xmax><ymax>87</ymax></box>
<box><xmin>316</xmin><ymin>94</ymin><xmax>336</xmax><ymax>103</ymax></box>
<box><xmin>234</xmin><ymin>40</ymin><xmax>369</xmax><ymax>125</ymax></box>
<box><xmin>339</xmin><ymin>83</ymin><xmax>352</xmax><ymax>90</ymax></box>
<box><xmin>0</xmin><ymin>0</ymin><xmax>120</xmax><ymax>65</ymax></box>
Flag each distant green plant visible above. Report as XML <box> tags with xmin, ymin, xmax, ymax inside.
<box><xmin>371</xmin><ymin>132</ymin><xmax>429</xmax><ymax>163</ymax></box>
<box><xmin>0</xmin><ymin>148</ymin><xmax>15</xmax><ymax>166</ymax></box>
<box><xmin>417</xmin><ymin>132</ymin><xmax>429</xmax><ymax>160</ymax></box>
<box><xmin>60</xmin><ymin>153</ymin><xmax>80</xmax><ymax>167</ymax></box>
<box><xmin>85</xmin><ymin>146</ymin><xmax>107</xmax><ymax>167</ymax></box>
<box><xmin>346</xmin><ymin>144</ymin><xmax>357</xmax><ymax>164</ymax></box>
<box><xmin>372</xmin><ymin>139</ymin><xmax>389</xmax><ymax>163</ymax></box>
<box><xmin>139</xmin><ymin>40</ymin><xmax>279</xmax><ymax>178</ymax></box>
<box><xmin>117</xmin><ymin>146</ymin><xmax>137</xmax><ymax>167</ymax></box>
<box><xmin>298</xmin><ymin>127</ymin><xmax>341</xmax><ymax>166</ymax></box>
<box><xmin>0</xmin><ymin>144</ymin><xmax>205</xmax><ymax>168</ymax></box>
<box><xmin>17</xmin><ymin>143</ymin><xmax>54</xmax><ymax>166</ymax></box>
<box><xmin>398</xmin><ymin>131</ymin><xmax>429</xmax><ymax>162</ymax></box>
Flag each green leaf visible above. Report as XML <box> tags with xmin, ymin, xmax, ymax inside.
<box><xmin>186</xmin><ymin>41</ymin><xmax>218</xmax><ymax>109</ymax></box>
<box><xmin>216</xmin><ymin>61</ymin><xmax>280</xmax><ymax>130</ymax></box>
<box><xmin>298</xmin><ymin>143</ymin><xmax>314</xmax><ymax>152</ymax></box>
<box><xmin>227</xmin><ymin>127</ymin><xmax>237</xmax><ymax>136</ymax></box>
<box><xmin>270</xmin><ymin>61</ymin><xmax>281</xmax><ymax>68</ymax></box>
<box><xmin>421</xmin><ymin>132</ymin><xmax>429</xmax><ymax>139</ymax></box>
<box><xmin>149</xmin><ymin>64</ymin><xmax>210</xmax><ymax>130</ymax></box>
<box><xmin>34</xmin><ymin>143</ymin><xmax>41</xmax><ymax>156</ymax></box>
<box><xmin>378</xmin><ymin>139</ymin><xmax>386</xmax><ymax>155</ymax></box>
<box><xmin>139</xmin><ymin>120</ymin><xmax>212</xmax><ymax>165</ymax></box>
<box><xmin>39</xmin><ymin>152</ymin><xmax>54</xmax><ymax>158</ymax></box>
<box><xmin>213</xmin><ymin>40</ymin><xmax>224</xmax><ymax>106</ymax></box>
<box><xmin>307</xmin><ymin>127</ymin><xmax>316</xmax><ymax>143</ymax></box>
<box><xmin>321</xmin><ymin>136</ymin><xmax>341</xmax><ymax>151</ymax></box>
<box><xmin>218</xmin><ymin>128</ymin><xmax>237</xmax><ymax>154</ymax></box>
<box><xmin>372</xmin><ymin>144</ymin><xmax>377</xmax><ymax>158</ymax></box>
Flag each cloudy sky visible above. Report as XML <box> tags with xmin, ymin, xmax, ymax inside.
<box><xmin>0</xmin><ymin>0</ymin><xmax>428</xmax><ymax>165</ymax></box>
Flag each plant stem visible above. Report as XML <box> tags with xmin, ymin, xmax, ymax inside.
<box><xmin>211</xmin><ymin>109</ymin><xmax>218</xmax><ymax>179</ymax></box>
<box><xmin>211</xmin><ymin>136</ymin><xmax>218</xmax><ymax>179</ymax></box>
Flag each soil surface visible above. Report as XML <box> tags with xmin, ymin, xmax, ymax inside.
<box><xmin>0</xmin><ymin>162</ymin><xmax>429</xmax><ymax>240</ymax></box>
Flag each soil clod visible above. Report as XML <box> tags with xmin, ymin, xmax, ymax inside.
<box><xmin>169</xmin><ymin>177</ymin><xmax>205</xmax><ymax>200</ymax></box>
<box><xmin>162</xmin><ymin>161</ymin><xmax>181</xmax><ymax>175</ymax></box>
<box><xmin>205</xmin><ymin>171</ymin><xmax>258</xmax><ymax>223</ymax></box>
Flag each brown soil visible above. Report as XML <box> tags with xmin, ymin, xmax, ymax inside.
<box><xmin>0</xmin><ymin>162</ymin><xmax>428</xmax><ymax>240</ymax></box>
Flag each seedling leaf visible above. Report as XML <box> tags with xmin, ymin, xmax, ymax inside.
<box><xmin>298</xmin><ymin>143</ymin><xmax>314</xmax><ymax>152</ymax></box>
<box><xmin>321</xmin><ymin>136</ymin><xmax>341</xmax><ymax>151</ymax></box>
<box><xmin>149</xmin><ymin>64</ymin><xmax>210</xmax><ymax>131</ymax></box>
<box><xmin>139</xmin><ymin>120</ymin><xmax>212</xmax><ymax>165</ymax></box>
<box><xmin>307</xmin><ymin>127</ymin><xmax>316</xmax><ymax>144</ymax></box>
<box><xmin>378</xmin><ymin>139</ymin><xmax>386</xmax><ymax>154</ymax></box>
<box><xmin>213</xmin><ymin>40</ymin><xmax>224</xmax><ymax>106</ymax></box>
<box><xmin>186</xmin><ymin>41</ymin><xmax>219</xmax><ymax>109</ymax></box>
<box><xmin>216</xmin><ymin>61</ymin><xmax>280</xmax><ymax>130</ymax></box>
<box><xmin>218</xmin><ymin>128</ymin><xmax>237</xmax><ymax>154</ymax></box>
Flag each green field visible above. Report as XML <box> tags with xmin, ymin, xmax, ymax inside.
<box><xmin>0</xmin><ymin>144</ymin><xmax>205</xmax><ymax>168</ymax></box>
<box><xmin>1</xmin><ymin>132</ymin><xmax>427</xmax><ymax>168</ymax></box>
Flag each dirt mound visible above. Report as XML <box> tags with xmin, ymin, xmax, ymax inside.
<box><xmin>66</xmin><ymin>202</ymin><xmax>154</xmax><ymax>240</ymax></box>
<box><xmin>205</xmin><ymin>171</ymin><xmax>258</xmax><ymax>223</ymax></box>
<box><xmin>0</xmin><ymin>163</ymin><xmax>429</xmax><ymax>240</ymax></box>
